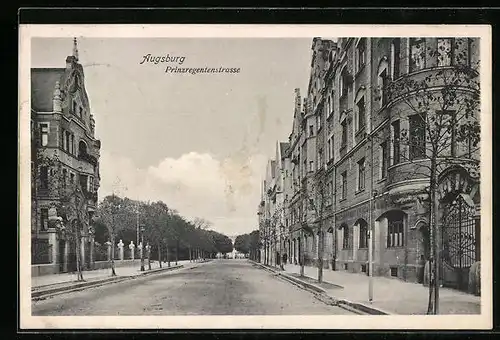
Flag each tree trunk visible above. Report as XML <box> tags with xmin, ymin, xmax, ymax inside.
<box><xmin>157</xmin><ymin>241</ymin><xmax>162</xmax><ymax>268</ymax></box>
<box><xmin>427</xmin><ymin>157</ymin><xmax>439</xmax><ymax>314</ymax></box>
<box><xmin>318</xmin><ymin>227</ymin><xmax>324</xmax><ymax>283</ymax></box>
<box><xmin>175</xmin><ymin>240</ymin><xmax>179</xmax><ymax>265</ymax></box>
<box><xmin>74</xmin><ymin>229</ymin><xmax>84</xmax><ymax>281</ymax></box>
<box><xmin>148</xmin><ymin>248</ymin><xmax>151</xmax><ymax>270</ymax></box>
<box><xmin>189</xmin><ymin>246</ymin><xmax>192</xmax><ymax>262</ymax></box>
<box><xmin>300</xmin><ymin>233</ymin><xmax>305</xmax><ymax>277</ymax></box>
<box><xmin>167</xmin><ymin>244</ymin><xmax>171</xmax><ymax>267</ymax></box>
<box><xmin>110</xmin><ymin>235</ymin><xmax>117</xmax><ymax>276</ymax></box>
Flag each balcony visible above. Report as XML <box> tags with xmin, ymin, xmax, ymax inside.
<box><xmin>78</xmin><ymin>152</ymin><xmax>98</xmax><ymax>166</ymax></box>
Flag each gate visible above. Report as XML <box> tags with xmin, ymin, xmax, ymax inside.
<box><xmin>441</xmin><ymin>193</ymin><xmax>479</xmax><ymax>291</ymax></box>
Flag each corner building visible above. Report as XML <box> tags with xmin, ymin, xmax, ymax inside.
<box><xmin>262</xmin><ymin>37</ymin><xmax>481</xmax><ymax>292</ymax></box>
<box><xmin>31</xmin><ymin>39</ymin><xmax>101</xmax><ymax>276</ymax></box>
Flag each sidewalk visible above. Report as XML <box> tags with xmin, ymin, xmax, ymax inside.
<box><xmin>32</xmin><ymin>259</ymin><xmax>194</xmax><ymax>289</ymax></box>
<box><xmin>279</xmin><ymin>263</ymin><xmax>480</xmax><ymax>315</ymax></box>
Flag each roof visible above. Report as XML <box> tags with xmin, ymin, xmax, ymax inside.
<box><xmin>31</xmin><ymin>68</ymin><xmax>66</xmax><ymax>112</ymax></box>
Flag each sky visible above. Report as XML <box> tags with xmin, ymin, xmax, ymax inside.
<box><xmin>31</xmin><ymin>37</ymin><xmax>313</xmax><ymax>237</ymax></box>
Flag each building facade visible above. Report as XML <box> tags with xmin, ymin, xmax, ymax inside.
<box><xmin>259</xmin><ymin>37</ymin><xmax>481</xmax><ymax>292</ymax></box>
<box><xmin>31</xmin><ymin>38</ymin><xmax>101</xmax><ymax>276</ymax></box>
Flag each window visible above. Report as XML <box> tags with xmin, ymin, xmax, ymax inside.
<box><xmin>356</xmin><ymin>39</ymin><xmax>366</xmax><ymax>72</ymax></box>
<box><xmin>380</xmin><ymin>141</ymin><xmax>388</xmax><ymax>179</ymax></box>
<box><xmin>341</xmin><ymin>171</ymin><xmax>347</xmax><ymax>199</ymax></box>
<box><xmin>40</xmin><ymin>208</ymin><xmax>49</xmax><ymax>231</ymax></box>
<box><xmin>327</xmin><ymin>96</ymin><xmax>332</xmax><ymax>116</ymax></box>
<box><xmin>409</xmin><ymin>114</ymin><xmax>426</xmax><ymax>160</ymax></box>
<box><xmin>391</xmin><ymin>38</ymin><xmax>401</xmax><ymax>79</ymax></box>
<box><xmin>437</xmin><ymin>110</ymin><xmax>457</xmax><ymax>157</ymax></box>
<box><xmin>410</xmin><ymin>38</ymin><xmax>426</xmax><ymax>72</ymax></box>
<box><xmin>70</xmin><ymin>133</ymin><xmax>74</xmax><ymax>155</ymax></box>
<box><xmin>356</xmin><ymin>96</ymin><xmax>366</xmax><ymax>131</ymax></box>
<box><xmin>40</xmin><ymin>166</ymin><xmax>48</xmax><ymax>189</ymax></box>
<box><xmin>39</xmin><ymin>123</ymin><xmax>49</xmax><ymax>146</ymax></box>
<box><xmin>88</xmin><ymin>176</ymin><xmax>94</xmax><ymax>192</ymax></box>
<box><xmin>392</xmin><ymin>120</ymin><xmax>401</xmax><ymax>165</ymax></box>
<box><xmin>359</xmin><ymin>220</ymin><xmax>369</xmax><ymax>249</ymax></box>
<box><xmin>72</xmin><ymin>100</ymin><xmax>77</xmax><ymax>115</ymax></box>
<box><xmin>70</xmin><ymin>172</ymin><xmax>75</xmax><ymax>184</ymax></box>
<box><xmin>327</xmin><ymin>136</ymin><xmax>334</xmax><ymax>161</ymax></box>
<box><xmin>379</xmin><ymin>69</ymin><xmax>389</xmax><ymax>106</ymax></box>
<box><xmin>357</xmin><ymin>158</ymin><xmax>366</xmax><ymax>191</ymax></box>
<box><xmin>318</xmin><ymin>148</ymin><xmax>324</xmax><ymax>169</ymax></box>
<box><xmin>437</xmin><ymin>38</ymin><xmax>453</xmax><ymax>67</ymax></box>
<box><xmin>342</xmin><ymin>225</ymin><xmax>351</xmax><ymax>249</ymax></box>
<box><xmin>79</xmin><ymin>140</ymin><xmax>87</xmax><ymax>157</ymax></box>
<box><xmin>62</xmin><ymin>168</ymin><xmax>67</xmax><ymax>188</ymax></box>
<box><xmin>317</xmin><ymin>114</ymin><xmax>322</xmax><ymax>131</ymax></box>
<box><xmin>340</xmin><ymin>67</ymin><xmax>349</xmax><ymax>97</ymax></box>
<box><xmin>387</xmin><ymin>211</ymin><xmax>405</xmax><ymax>248</ymax></box>
<box><xmin>341</xmin><ymin>119</ymin><xmax>347</xmax><ymax>147</ymax></box>
<box><xmin>309</xmin><ymin>161</ymin><xmax>314</xmax><ymax>172</ymax></box>
<box><xmin>79</xmin><ymin>106</ymin><xmax>84</xmax><ymax>118</ymax></box>
<box><xmin>309</xmin><ymin>125</ymin><xmax>314</xmax><ymax>137</ymax></box>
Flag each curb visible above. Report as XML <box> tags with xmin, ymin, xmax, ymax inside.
<box><xmin>250</xmin><ymin>260</ymin><xmax>390</xmax><ymax>315</ymax></box>
<box><xmin>32</xmin><ymin>264</ymin><xmax>185</xmax><ymax>301</ymax></box>
<box><xmin>31</xmin><ymin>276</ymin><xmax>131</xmax><ymax>301</ymax></box>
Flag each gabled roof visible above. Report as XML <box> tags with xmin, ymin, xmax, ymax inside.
<box><xmin>31</xmin><ymin>68</ymin><xmax>66</xmax><ymax>112</ymax></box>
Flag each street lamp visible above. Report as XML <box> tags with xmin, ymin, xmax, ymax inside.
<box><xmin>140</xmin><ymin>224</ymin><xmax>145</xmax><ymax>271</ymax></box>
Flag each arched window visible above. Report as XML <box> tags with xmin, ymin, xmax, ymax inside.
<box><xmin>78</xmin><ymin>140</ymin><xmax>87</xmax><ymax>157</ymax></box>
<box><xmin>358</xmin><ymin>219</ymin><xmax>369</xmax><ymax>249</ymax></box>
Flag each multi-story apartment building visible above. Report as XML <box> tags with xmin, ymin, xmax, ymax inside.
<box><xmin>31</xmin><ymin>38</ymin><xmax>101</xmax><ymax>276</ymax></box>
<box><xmin>258</xmin><ymin>142</ymin><xmax>289</xmax><ymax>267</ymax></box>
<box><xmin>260</xmin><ymin>36</ymin><xmax>481</xmax><ymax>292</ymax></box>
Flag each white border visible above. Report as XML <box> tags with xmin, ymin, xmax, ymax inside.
<box><xmin>19</xmin><ymin>24</ymin><xmax>492</xmax><ymax>330</ymax></box>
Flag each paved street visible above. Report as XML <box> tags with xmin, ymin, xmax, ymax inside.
<box><xmin>32</xmin><ymin>260</ymin><xmax>353</xmax><ymax>315</ymax></box>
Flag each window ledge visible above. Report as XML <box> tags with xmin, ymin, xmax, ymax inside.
<box><xmin>377</xmin><ymin>177</ymin><xmax>388</xmax><ymax>184</ymax></box>
<box><xmin>339</xmin><ymin>198</ymin><xmax>347</xmax><ymax>202</ymax></box>
<box><xmin>355</xmin><ymin>189</ymin><xmax>365</xmax><ymax>195</ymax></box>
<box><xmin>386</xmin><ymin>246</ymin><xmax>405</xmax><ymax>249</ymax></box>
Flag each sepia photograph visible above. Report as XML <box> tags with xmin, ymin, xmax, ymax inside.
<box><xmin>18</xmin><ymin>24</ymin><xmax>492</xmax><ymax>329</ymax></box>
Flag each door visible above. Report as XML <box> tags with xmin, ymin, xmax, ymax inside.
<box><xmin>441</xmin><ymin>194</ymin><xmax>478</xmax><ymax>291</ymax></box>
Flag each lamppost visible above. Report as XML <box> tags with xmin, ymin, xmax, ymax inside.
<box><xmin>140</xmin><ymin>224</ymin><xmax>145</xmax><ymax>271</ymax></box>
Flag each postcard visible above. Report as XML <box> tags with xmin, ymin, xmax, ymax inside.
<box><xmin>19</xmin><ymin>24</ymin><xmax>492</xmax><ymax>330</ymax></box>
